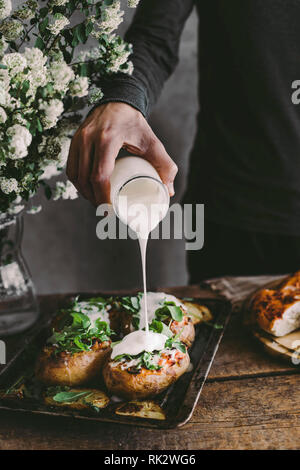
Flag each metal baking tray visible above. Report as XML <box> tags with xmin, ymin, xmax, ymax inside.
<box><xmin>0</xmin><ymin>292</ymin><xmax>231</xmax><ymax>429</ymax></box>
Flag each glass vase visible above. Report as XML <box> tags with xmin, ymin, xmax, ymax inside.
<box><xmin>0</xmin><ymin>213</ymin><xmax>39</xmax><ymax>336</ymax></box>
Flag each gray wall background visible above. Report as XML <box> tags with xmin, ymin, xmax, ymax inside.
<box><xmin>22</xmin><ymin>4</ymin><xmax>199</xmax><ymax>294</ymax></box>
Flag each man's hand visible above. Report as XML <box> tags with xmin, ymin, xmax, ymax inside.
<box><xmin>66</xmin><ymin>102</ymin><xmax>178</xmax><ymax>206</ymax></box>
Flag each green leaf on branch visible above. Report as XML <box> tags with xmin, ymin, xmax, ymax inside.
<box><xmin>35</xmin><ymin>37</ymin><xmax>45</xmax><ymax>51</ymax></box>
<box><xmin>39</xmin><ymin>17</ymin><xmax>49</xmax><ymax>34</ymax></box>
<box><xmin>75</xmin><ymin>23</ymin><xmax>87</xmax><ymax>44</ymax></box>
<box><xmin>85</xmin><ymin>21</ymin><xmax>93</xmax><ymax>37</ymax></box>
<box><xmin>44</xmin><ymin>185</ymin><xmax>52</xmax><ymax>200</ymax></box>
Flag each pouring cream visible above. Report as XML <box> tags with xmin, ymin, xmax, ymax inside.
<box><xmin>110</xmin><ymin>157</ymin><xmax>170</xmax><ymax>354</ymax></box>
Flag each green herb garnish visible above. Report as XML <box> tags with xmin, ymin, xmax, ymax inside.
<box><xmin>155</xmin><ymin>300</ymin><xmax>184</xmax><ymax>322</ymax></box>
<box><xmin>47</xmin><ymin>298</ymin><xmax>113</xmax><ymax>354</ymax></box>
<box><xmin>52</xmin><ymin>390</ymin><xmax>93</xmax><ymax>403</ymax></box>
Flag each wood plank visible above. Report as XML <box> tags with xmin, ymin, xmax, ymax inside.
<box><xmin>0</xmin><ymin>374</ymin><xmax>299</xmax><ymax>450</ymax></box>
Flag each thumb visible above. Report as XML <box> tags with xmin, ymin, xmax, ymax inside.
<box><xmin>143</xmin><ymin>138</ymin><xmax>178</xmax><ymax>196</ymax></box>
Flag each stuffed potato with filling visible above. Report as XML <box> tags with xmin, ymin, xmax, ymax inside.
<box><xmin>35</xmin><ymin>340</ymin><xmax>111</xmax><ymax>386</ymax></box>
<box><xmin>103</xmin><ymin>348</ymin><xmax>190</xmax><ymax>400</ymax></box>
<box><xmin>35</xmin><ymin>297</ymin><xmax>113</xmax><ymax>386</ymax></box>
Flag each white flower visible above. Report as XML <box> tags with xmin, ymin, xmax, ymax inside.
<box><xmin>38</xmin><ymin>136</ymin><xmax>71</xmax><ymax>179</ymax></box>
<box><xmin>0</xmin><ymin>106</ymin><xmax>7</xmax><ymax>123</ymax></box>
<box><xmin>0</xmin><ymin>19</ymin><xmax>23</xmax><ymax>41</ymax></box>
<box><xmin>7</xmin><ymin>124</ymin><xmax>32</xmax><ymax>159</ymax></box>
<box><xmin>92</xmin><ymin>1</ymin><xmax>124</xmax><ymax>36</ymax></box>
<box><xmin>39</xmin><ymin>161</ymin><xmax>60</xmax><ymax>180</ymax></box>
<box><xmin>53</xmin><ymin>181</ymin><xmax>78</xmax><ymax>200</ymax></box>
<box><xmin>127</xmin><ymin>0</ymin><xmax>140</xmax><ymax>7</ymax></box>
<box><xmin>88</xmin><ymin>87</ymin><xmax>103</xmax><ymax>104</ymax></box>
<box><xmin>0</xmin><ymin>0</ymin><xmax>11</xmax><ymax>20</ymax></box>
<box><xmin>49</xmin><ymin>0</ymin><xmax>68</xmax><ymax>5</ymax></box>
<box><xmin>69</xmin><ymin>76</ymin><xmax>89</xmax><ymax>98</ymax></box>
<box><xmin>0</xmin><ymin>69</ymin><xmax>10</xmax><ymax>106</ymax></box>
<box><xmin>13</xmin><ymin>0</ymin><xmax>37</xmax><ymax>20</ymax></box>
<box><xmin>27</xmin><ymin>205</ymin><xmax>42</xmax><ymax>214</ymax></box>
<box><xmin>39</xmin><ymin>99</ymin><xmax>64</xmax><ymax>129</ymax></box>
<box><xmin>8</xmin><ymin>204</ymin><xmax>25</xmax><ymax>215</ymax></box>
<box><xmin>24</xmin><ymin>47</ymin><xmax>47</xmax><ymax>69</ymax></box>
<box><xmin>47</xmin><ymin>13</ymin><xmax>70</xmax><ymax>35</ymax></box>
<box><xmin>0</xmin><ymin>37</ymin><xmax>8</xmax><ymax>57</ymax></box>
<box><xmin>49</xmin><ymin>60</ymin><xmax>75</xmax><ymax>93</ymax></box>
<box><xmin>2</xmin><ymin>53</ymin><xmax>27</xmax><ymax>76</ymax></box>
<box><xmin>27</xmin><ymin>67</ymin><xmax>48</xmax><ymax>96</ymax></box>
<box><xmin>0</xmin><ymin>177</ymin><xmax>18</xmax><ymax>194</ymax></box>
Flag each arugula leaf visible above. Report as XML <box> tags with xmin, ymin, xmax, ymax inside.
<box><xmin>149</xmin><ymin>319</ymin><xmax>172</xmax><ymax>338</ymax></box>
<box><xmin>52</xmin><ymin>391</ymin><xmax>92</xmax><ymax>403</ymax></box>
<box><xmin>46</xmin><ymin>297</ymin><xmax>113</xmax><ymax>354</ymax></box>
<box><xmin>165</xmin><ymin>332</ymin><xmax>187</xmax><ymax>354</ymax></box>
<box><xmin>204</xmin><ymin>321</ymin><xmax>223</xmax><ymax>330</ymax></box>
<box><xmin>155</xmin><ymin>301</ymin><xmax>183</xmax><ymax>322</ymax></box>
<box><xmin>70</xmin><ymin>312</ymin><xmax>91</xmax><ymax>329</ymax></box>
<box><xmin>140</xmin><ymin>351</ymin><xmax>161</xmax><ymax>370</ymax></box>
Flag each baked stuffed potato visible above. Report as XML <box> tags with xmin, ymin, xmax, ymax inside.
<box><xmin>35</xmin><ymin>297</ymin><xmax>113</xmax><ymax>386</ymax></box>
<box><xmin>103</xmin><ymin>344</ymin><xmax>190</xmax><ymax>400</ymax></box>
<box><xmin>35</xmin><ymin>340</ymin><xmax>111</xmax><ymax>386</ymax></box>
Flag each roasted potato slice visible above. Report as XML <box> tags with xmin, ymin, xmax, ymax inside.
<box><xmin>103</xmin><ymin>350</ymin><xmax>190</xmax><ymax>400</ymax></box>
<box><xmin>182</xmin><ymin>301</ymin><xmax>213</xmax><ymax>325</ymax></box>
<box><xmin>115</xmin><ymin>400</ymin><xmax>166</xmax><ymax>420</ymax></box>
<box><xmin>44</xmin><ymin>387</ymin><xmax>109</xmax><ymax>410</ymax></box>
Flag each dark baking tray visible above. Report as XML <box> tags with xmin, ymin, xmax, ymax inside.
<box><xmin>0</xmin><ymin>292</ymin><xmax>231</xmax><ymax>429</ymax></box>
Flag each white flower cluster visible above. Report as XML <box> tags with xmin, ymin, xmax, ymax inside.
<box><xmin>0</xmin><ymin>0</ymin><xmax>11</xmax><ymax>20</ymax></box>
<box><xmin>53</xmin><ymin>181</ymin><xmax>77</xmax><ymax>201</ymax></box>
<box><xmin>2</xmin><ymin>52</ymin><xmax>27</xmax><ymax>75</ymax></box>
<box><xmin>7</xmin><ymin>124</ymin><xmax>32</xmax><ymax>159</ymax></box>
<box><xmin>13</xmin><ymin>0</ymin><xmax>37</xmax><ymax>20</ymax></box>
<box><xmin>0</xmin><ymin>107</ymin><xmax>7</xmax><ymax>123</ymax></box>
<box><xmin>0</xmin><ymin>18</ymin><xmax>23</xmax><ymax>40</ymax></box>
<box><xmin>49</xmin><ymin>0</ymin><xmax>69</xmax><ymax>6</ymax></box>
<box><xmin>49</xmin><ymin>60</ymin><xmax>75</xmax><ymax>92</ymax></box>
<box><xmin>89</xmin><ymin>87</ymin><xmax>104</xmax><ymax>104</ymax></box>
<box><xmin>39</xmin><ymin>99</ymin><xmax>64</xmax><ymax>129</ymax></box>
<box><xmin>0</xmin><ymin>176</ymin><xmax>18</xmax><ymax>194</ymax></box>
<box><xmin>69</xmin><ymin>76</ymin><xmax>89</xmax><ymax>98</ymax></box>
<box><xmin>92</xmin><ymin>1</ymin><xmax>124</xmax><ymax>36</ymax></box>
<box><xmin>47</xmin><ymin>13</ymin><xmax>70</xmax><ymax>35</ymax></box>
<box><xmin>128</xmin><ymin>0</ymin><xmax>140</xmax><ymax>7</ymax></box>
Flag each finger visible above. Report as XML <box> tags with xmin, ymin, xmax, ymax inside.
<box><xmin>77</xmin><ymin>131</ymin><xmax>95</xmax><ymax>204</ymax></box>
<box><xmin>66</xmin><ymin>133</ymin><xmax>80</xmax><ymax>189</ymax></box>
<box><xmin>91</xmin><ymin>136</ymin><xmax>123</xmax><ymax>206</ymax></box>
<box><xmin>143</xmin><ymin>139</ymin><xmax>178</xmax><ymax>196</ymax></box>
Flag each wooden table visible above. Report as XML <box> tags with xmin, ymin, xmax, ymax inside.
<box><xmin>0</xmin><ymin>286</ymin><xmax>299</xmax><ymax>450</ymax></box>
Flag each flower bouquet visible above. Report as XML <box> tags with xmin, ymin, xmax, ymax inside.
<box><xmin>0</xmin><ymin>0</ymin><xmax>138</xmax><ymax>215</ymax></box>
<box><xmin>0</xmin><ymin>0</ymin><xmax>138</xmax><ymax>334</ymax></box>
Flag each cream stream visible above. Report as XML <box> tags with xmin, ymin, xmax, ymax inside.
<box><xmin>112</xmin><ymin>162</ymin><xmax>169</xmax><ymax>356</ymax></box>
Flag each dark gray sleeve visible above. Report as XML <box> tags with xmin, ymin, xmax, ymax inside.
<box><xmin>98</xmin><ymin>0</ymin><xmax>195</xmax><ymax>118</ymax></box>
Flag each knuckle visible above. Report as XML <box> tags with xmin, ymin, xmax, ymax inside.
<box><xmin>79</xmin><ymin>127</ymin><xmax>89</xmax><ymax>141</ymax></box>
<box><xmin>170</xmin><ymin>162</ymin><xmax>178</xmax><ymax>177</ymax></box>
<box><xmin>90</xmin><ymin>173</ymin><xmax>105</xmax><ymax>184</ymax></box>
<box><xmin>98</xmin><ymin>128</ymin><xmax>112</xmax><ymax>143</ymax></box>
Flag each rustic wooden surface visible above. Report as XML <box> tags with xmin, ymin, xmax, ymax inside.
<box><xmin>0</xmin><ymin>287</ymin><xmax>299</xmax><ymax>450</ymax></box>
